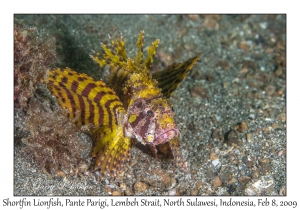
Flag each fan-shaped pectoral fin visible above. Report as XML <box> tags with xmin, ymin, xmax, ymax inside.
<box><xmin>92</xmin><ymin>126</ymin><xmax>131</xmax><ymax>177</ymax></box>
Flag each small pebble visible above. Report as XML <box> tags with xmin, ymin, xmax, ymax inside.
<box><xmin>249</xmin><ymin>114</ymin><xmax>256</xmax><ymax>119</ymax></box>
<box><xmin>213</xmin><ymin>176</ymin><xmax>222</xmax><ymax>187</ymax></box>
<box><xmin>190</xmin><ymin>87</ymin><xmax>209</xmax><ymax>98</ymax></box>
<box><xmin>278</xmin><ymin>113</ymin><xmax>286</xmax><ymax>122</ymax></box>
<box><xmin>203</xmin><ymin>15</ymin><xmax>220</xmax><ymax>30</ymax></box>
<box><xmin>239</xmin><ymin>42</ymin><xmax>248</xmax><ymax>51</ymax></box>
<box><xmin>236</xmin><ymin>121</ymin><xmax>248</xmax><ymax>132</ymax></box>
<box><xmin>277</xmin><ymin>150</ymin><xmax>286</xmax><ymax>156</ymax></box>
<box><xmin>277</xmin><ymin>89</ymin><xmax>283</xmax><ymax>95</ymax></box>
<box><xmin>245</xmin><ymin>175</ymin><xmax>275</xmax><ymax>196</ymax></box>
<box><xmin>168</xmin><ymin>188</ymin><xmax>177</xmax><ymax>196</ymax></box>
<box><xmin>105</xmin><ymin>186</ymin><xmax>112</xmax><ymax>195</ymax></box>
<box><xmin>191</xmin><ymin>189</ymin><xmax>198</xmax><ymax>195</ymax></box>
<box><xmin>165</xmin><ymin>178</ymin><xmax>176</xmax><ymax>190</ymax></box>
<box><xmin>215</xmin><ymin>115</ymin><xmax>222</xmax><ymax>121</ymax></box>
<box><xmin>275</xmin><ymin>66</ymin><xmax>282</xmax><ymax>77</ymax></box>
<box><xmin>238</xmin><ymin>162</ymin><xmax>247</xmax><ymax>171</ymax></box>
<box><xmin>219</xmin><ymin>172</ymin><xmax>231</xmax><ymax>184</ymax></box>
<box><xmin>245</xmin><ymin>160</ymin><xmax>254</xmax><ymax>168</ymax></box>
<box><xmin>211</xmin><ymin>128</ymin><xmax>220</xmax><ymax>139</ymax></box>
<box><xmin>56</xmin><ymin>170</ymin><xmax>66</xmax><ymax>177</ymax></box>
<box><xmin>78</xmin><ymin>161</ymin><xmax>89</xmax><ymax>173</ymax></box>
<box><xmin>196</xmin><ymin>180</ymin><xmax>203</xmax><ymax>190</ymax></box>
<box><xmin>238</xmin><ymin>176</ymin><xmax>251</xmax><ymax>183</ymax></box>
<box><xmin>120</xmin><ymin>183</ymin><xmax>126</xmax><ymax>190</ymax></box>
<box><xmin>279</xmin><ymin>187</ymin><xmax>286</xmax><ymax>196</ymax></box>
<box><xmin>228</xmin><ymin>177</ymin><xmax>237</xmax><ymax>185</ymax></box>
<box><xmin>226</xmin><ymin>130</ymin><xmax>239</xmax><ymax>146</ymax></box>
<box><xmin>125</xmin><ymin>188</ymin><xmax>134</xmax><ymax>196</ymax></box>
<box><xmin>272</xmin><ymin>123</ymin><xmax>280</xmax><ymax>130</ymax></box>
<box><xmin>212</xmin><ymin>159</ymin><xmax>220</xmax><ymax>168</ymax></box>
<box><xmin>210</xmin><ymin>152</ymin><xmax>218</xmax><ymax>160</ymax></box>
<box><xmin>265</xmin><ymin>85</ymin><xmax>276</xmax><ymax>96</ymax></box>
<box><xmin>134</xmin><ymin>181</ymin><xmax>147</xmax><ymax>193</ymax></box>
<box><xmin>187</xmin><ymin>14</ymin><xmax>199</xmax><ymax>21</ymax></box>
<box><xmin>215</xmin><ymin>60</ymin><xmax>229</xmax><ymax>70</ymax></box>
<box><xmin>112</xmin><ymin>191</ymin><xmax>121</xmax><ymax>196</ymax></box>
<box><xmin>251</xmin><ymin>170</ymin><xmax>259</xmax><ymax>179</ymax></box>
<box><xmin>246</xmin><ymin>133</ymin><xmax>252</xmax><ymax>142</ymax></box>
<box><xmin>259</xmin><ymin>158</ymin><xmax>271</xmax><ymax>175</ymax></box>
<box><xmin>265</xmin><ymin>127</ymin><xmax>270</xmax><ymax>132</ymax></box>
<box><xmin>178</xmin><ymin>28</ymin><xmax>187</xmax><ymax>38</ymax></box>
<box><xmin>259</xmin><ymin>22</ymin><xmax>268</xmax><ymax>29</ymax></box>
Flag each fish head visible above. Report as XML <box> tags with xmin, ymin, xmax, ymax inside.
<box><xmin>126</xmin><ymin>97</ymin><xmax>180</xmax><ymax>146</ymax></box>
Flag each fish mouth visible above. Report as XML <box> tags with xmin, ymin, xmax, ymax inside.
<box><xmin>154</xmin><ymin>128</ymin><xmax>180</xmax><ymax>145</ymax></box>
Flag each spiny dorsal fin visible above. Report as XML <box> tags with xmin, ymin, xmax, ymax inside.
<box><xmin>134</xmin><ymin>30</ymin><xmax>144</xmax><ymax>67</ymax></box>
<box><xmin>144</xmin><ymin>39</ymin><xmax>160</xmax><ymax>69</ymax></box>
<box><xmin>92</xmin><ymin>43</ymin><xmax>127</xmax><ymax>69</ymax></box>
<box><xmin>151</xmin><ymin>53</ymin><xmax>200</xmax><ymax>98</ymax></box>
<box><xmin>109</xmin><ymin>33</ymin><xmax>127</xmax><ymax>61</ymax></box>
<box><xmin>92</xmin><ymin>31</ymin><xmax>159</xmax><ymax>73</ymax></box>
<box><xmin>92</xmin><ymin>31</ymin><xmax>159</xmax><ymax>100</ymax></box>
<box><xmin>91</xmin><ymin>33</ymin><xmax>127</xmax><ymax>68</ymax></box>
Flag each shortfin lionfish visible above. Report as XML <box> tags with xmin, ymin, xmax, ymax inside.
<box><xmin>47</xmin><ymin>31</ymin><xmax>199</xmax><ymax>176</ymax></box>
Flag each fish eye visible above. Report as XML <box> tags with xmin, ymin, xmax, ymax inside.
<box><xmin>146</xmin><ymin>110</ymin><xmax>154</xmax><ymax>117</ymax></box>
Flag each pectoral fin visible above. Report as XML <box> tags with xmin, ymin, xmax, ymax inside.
<box><xmin>47</xmin><ymin>68</ymin><xmax>125</xmax><ymax>130</ymax></box>
<box><xmin>92</xmin><ymin>126</ymin><xmax>131</xmax><ymax>176</ymax></box>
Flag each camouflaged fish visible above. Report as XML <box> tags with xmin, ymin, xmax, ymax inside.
<box><xmin>47</xmin><ymin>31</ymin><xmax>199</xmax><ymax>176</ymax></box>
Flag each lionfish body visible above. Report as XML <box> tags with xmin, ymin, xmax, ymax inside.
<box><xmin>47</xmin><ymin>31</ymin><xmax>199</xmax><ymax>176</ymax></box>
